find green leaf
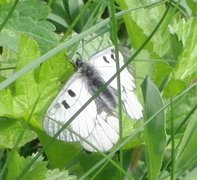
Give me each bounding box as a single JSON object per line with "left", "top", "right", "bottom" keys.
{"left": 117, "top": 0, "right": 180, "bottom": 90}
{"left": 13, "top": 35, "right": 40, "bottom": 117}
{"left": 154, "top": 61, "right": 172, "bottom": 88}
{"left": 171, "top": 18, "right": 197, "bottom": 81}
{"left": 1, "top": 33, "right": 73, "bottom": 118}
{"left": 163, "top": 17, "right": 197, "bottom": 98}
{"left": 68, "top": 0, "right": 84, "bottom": 21}
{"left": 175, "top": 105, "right": 197, "bottom": 177}
{"left": 0, "top": 35, "right": 40, "bottom": 149}
{"left": 118, "top": 0, "right": 173, "bottom": 57}
{"left": 0, "top": 88, "right": 13, "bottom": 117}
{"left": 163, "top": 78, "right": 186, "bottom": 99}
{"left": 166, "top": 86, "right": 197, "bottom": 132}
{"left": 6, "top": 152, "right": 47, "bottom": 180}
{"left": 79, "top": 152, "right": 119, "bottom": 179}
{"left": 0, "top": 34, "right": 73, "bottom": 148}
{"left": 186, "top": 0, "right": 197, "bottom": 15}
{"left": 6, "top": 151, "right": 76, "bottom": 180}
{"left": 46, "top": 169, "right": 77, "bottom": 180}
{"left": 38, "top": 129, "right": 81, "bottom": 169}
{"left": 0, "top": 118, "right": 36, "bottom": 148}
{"left": 0, "top": 0, "right": 59, "bottom": 52}
{"left": 0, "top": 31, "right": 19, "bottom": 52}
{"left": 141, "top": 76, "right": 166, "bottom": 180}
{"left": 169, "top": 32, "right": 183, "bottom": 60}
{"left": 179, "top": 166, "right": 197, "bottom": 180}
{"left": 48, "top": 0, "right": 70, "bottom": 29}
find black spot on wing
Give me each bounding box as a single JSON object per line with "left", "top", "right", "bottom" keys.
{"left": 103, "top": 56, "right": 109, "bottom": 63}
{"left": 111, "top": 48, "right": 115, "bottom": 53}
{"left": 68, "top": 89, "right": 76, "bottom": 97}
{"left": 62, "top": 100, "right": 70, "bottom": 109}
{"left": 111, "top": 53, "right": 115, "bottom": 60}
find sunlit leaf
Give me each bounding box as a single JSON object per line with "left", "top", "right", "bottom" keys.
{"left": 141, "top": 76, "right": 166, "bottom": 180}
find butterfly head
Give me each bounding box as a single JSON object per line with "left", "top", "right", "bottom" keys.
{"left": 75, "top": 58, "right": 83, "bottom": 68}
{"left": 76, "top": 58, "right": 93, "bottom": 78}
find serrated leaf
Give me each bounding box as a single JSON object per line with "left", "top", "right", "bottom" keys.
{"left": 118, "top": 0, "right": 172, "bottom": 57}
{"left": 0, "top": 34, "right": 72, "bottom": 148}
{"left": 0, "top": 118, "right": 36, "bottom": 148}
{"left": 162, "top": 17, "right": 197, "bottom": 98}
{"left": 6, "top": 152, "right": 47, "bottom": 180}
{"left": 118, "top": 0, "right": 181, "bottom": 93}
{"left": 172, "top": 18, "right": 197, "bottom": 80}
{"left": 0, "top": 33, "right": 73, "bottom": 119}
{"left": 0, "top": 35, "right": 40, "bottom": 148}
{"left": 46, "top": 169, "right": 77, "bottom": 180}
{"left": 0, "top": 46, "right": 17, "bottom": 78}
{"left": 0, "top": 88, "right": 13, "bottom": 116}
{"left": 141, "top": 76, "right": 166, "bottom": 180}
{"left": 0, "top": 34, "right": 41, "bottom": 119}
{"left": 12, "top": 35, "right": 40, "bottom": 117}
{"left": 0, "top": 0, "right": 59, "bottom": 52}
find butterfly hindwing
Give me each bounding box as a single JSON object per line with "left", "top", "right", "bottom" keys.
{"left": 82, "top": 112, "right": 119, "bottom": 152}
{"left": 43, "top": 72, "right": 119, "bottom": 152}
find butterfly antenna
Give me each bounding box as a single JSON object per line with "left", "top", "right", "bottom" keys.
{"left": 76, "top": 52, "right": 82, "bottom": 60}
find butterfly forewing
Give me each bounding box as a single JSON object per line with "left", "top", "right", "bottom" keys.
{"left": 89, "top": 46, "right": 143, "bottom": 119}
{"left": 44, "top": 74, "right": 97, "bottom": 142}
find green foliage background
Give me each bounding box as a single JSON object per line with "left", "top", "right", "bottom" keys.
{"left": 0, "top": 0, "right": 196, "bottom": 179}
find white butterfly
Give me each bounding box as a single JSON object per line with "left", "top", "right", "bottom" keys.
{"left": 43, "top": 46, "right": 143, "bottom": 152}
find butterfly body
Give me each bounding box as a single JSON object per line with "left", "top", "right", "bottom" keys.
{"left": 76, "top": 59, "right": 117, "bottom": 114}
{"left": 43, "top": 46, "right": 143, "bottom": 152}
